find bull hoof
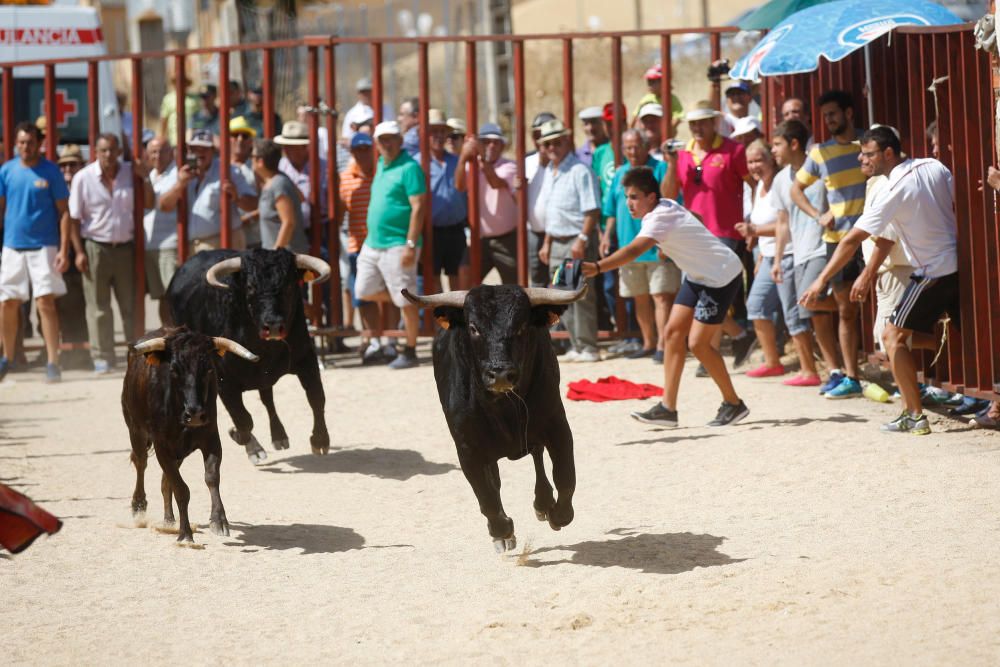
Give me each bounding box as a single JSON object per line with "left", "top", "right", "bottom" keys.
{"left": 534, "top": 508, "right": 548, "bottom": 522}
{"left": 310, "top": 444, "right": 329, "bottom": 456}
{"left": 548, "top": 505, "right": 574, "bottom": 531}
{"left": 176, "top": 533, "right": 194, "bottom": 543}
{"left": 310, "top": 433, "right": 330, "bottom": 455}
{"left": 493, "top": 535, "right": 517, "bottom": 553}
{"left": 131, "top": 501, "right": 147, "bottom": 516}
{"left": 272, "top": 438, "right": 290, "bottom": 451}
{"left": 209, "top": 520, "right": 230, "bottom": 537}
{"left": 244, "top": 436, "right": 267, "bottom": 465}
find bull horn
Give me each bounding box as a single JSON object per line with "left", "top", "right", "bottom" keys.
{"left": 401, "top": 288, "right": 468, "bottom": 308}
{"left": 205, "top": 257, "right": 242, "bottom": 288}
{"left": 133, "top": 337, "right": 167, "bottom": 354}
{"left": 294, "top": 254, "right": 331, "bottom": 284}
{"left": 212, "top": 337, "right": 260, "bottom": 362}
{"left": 524, "top": 283, "right": 589, "bottom": 306}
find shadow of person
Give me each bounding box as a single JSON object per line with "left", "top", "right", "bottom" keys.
{"left": 226, "top": 522, "right": 365, "bottom": 555}
{"left": 259, "top": 447, "right": 457, "bottom": 480}
{"left": 521, "top": 528, "right": 746, "bottom": 574}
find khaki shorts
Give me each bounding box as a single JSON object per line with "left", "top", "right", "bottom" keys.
{"left": 874, "top": 265, "right": 915, "bottom": 347}
{"left": 189, "top": 227, "right": 247, "bottom": 257}
{"left": 354, "top": 244, "right": 419, "bottom": 309}
{"left": 619, "top": 260, "right": 681, "bottom": 298}
{"left": 0, "top": 246, "right": 67, "bottom": 302}
{"left": 145, "top": 248, "right": 178, "bottom": 299}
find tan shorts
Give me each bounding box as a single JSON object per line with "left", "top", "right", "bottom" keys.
{"left": 874, "top": 265, "right": 914, "bottom": 347}
{"left": 189, "top": 227, "right": 247, "bottom": 257}
{"left": 354, "top": 244, "right": 419, "bottom": 309}
{"left": 144, "top": 248, "right": 178, "bottom": 299}
{"left": 619, "top": 260, "right": 681, "bottom": 298}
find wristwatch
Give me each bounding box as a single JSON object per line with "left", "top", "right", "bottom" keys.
{"left": 576, "top": 233, "right": 589, "bottom": 243}
{"left": 405, "top": 239, "right": 417, "bottom": 249}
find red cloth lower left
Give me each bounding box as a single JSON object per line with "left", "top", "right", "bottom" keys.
{"left": 566, "top": 376, "right": 662, "bottom": 402}
{"left": 0, "top": 483, "right": 63, "bottom": 554}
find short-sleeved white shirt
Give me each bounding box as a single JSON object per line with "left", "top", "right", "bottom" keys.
{"left": 144, "top": 162, "right": 178, "bottom": 250}
{"left": 854, "top": 158, "right": 957, "bottom": 278}
{"left": 750, "top": 179, "right": 785, "bottom": 259}
{"left": 536, "top": 153, "right": 600, "bottom": 237}
{"left": 69, "top": 161, "right": 138, "bottom": 244}
{"left": 860, "top": 175, "right": 912, "bottom": 272}
{"left": 636, "top": 199, "right": 743, "bottom": 288}
{"left": 769, "top": 165, "right": 826, "bottom": 266}
{"left": 188, "top": 157, "right": 257, "bottom": 241}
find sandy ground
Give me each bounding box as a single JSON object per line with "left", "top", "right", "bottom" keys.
{"left": 3, "top": 330, "right": 1000, "bottom": 665}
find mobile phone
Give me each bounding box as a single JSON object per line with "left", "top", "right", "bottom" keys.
{"left": 185, "top": 152, "right": 198, "bottom": 171}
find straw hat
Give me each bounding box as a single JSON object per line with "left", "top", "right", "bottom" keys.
{"left": 274, "top": 120, "right": 309, "bottom": 146}
{"left": 684, "top": 102, "right": 722, "bottom": 122}
{"left": 428, "top": 108, "right": 448, "bottom": 127}
{"left": 57, "top": 144, "right": 84, "bottom": 165}
{"left": 537, "top": 119, "right": 570, "bottom": 142}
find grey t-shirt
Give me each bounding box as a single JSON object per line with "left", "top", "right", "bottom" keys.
{"left": 259, "top": 173, "right": 310, "bottom": 254}
{"left": 769, "top": 165, "right": 827, "bottom": 266}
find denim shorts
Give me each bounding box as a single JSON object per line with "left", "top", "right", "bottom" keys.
{"left": 747, "top": 254, "right": 808, "bottom": 336}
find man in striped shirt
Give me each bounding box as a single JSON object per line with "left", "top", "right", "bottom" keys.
{"left": 338, "top": 132, "right": 381, "bottom": 363}
{"left": 791, "top": 90, "right": 867, "bottom": 399}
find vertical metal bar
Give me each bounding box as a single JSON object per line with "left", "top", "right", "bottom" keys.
{"left": 562, "top": 38, "right": 574, "bottom": 141}
{"left": 418, "top": 41, "right": 434, "bottom": 332}
{"left": 371, "top": 42, "right": 384, "bottom": 124}
{"left": 88, "top": 61, "right": 100, "bottom": 161}
{"left": 262, "top": 48, "right": 276, "bottom": 139}
{"left": 611, "top": 36, "right": 623, "bottom": 167}
{"left": 709, "top": 31, "right": 722, "bottom": 110}
{"left": 307, "top": 45, "right": 323, "bottom": 320}
{"left": 325, "top": 41, "right": 343, "bottom": 329}
{"left": 660, "top": 34, "right": 672, "bottom": 140}
{"left": 513, "top": 40, "right": 528, "bottom": 287}
{"left": 43, "top": 64, "right": 56, "bottom": 161}
{"left": 131, "top": 57, "right": 146, "bottom": 335}
{"left": 466, "top": 40, "right": 482, "bottom": 285}
{"left": 174, "top": 55, "right": 189, "bottom": 264}
{"left": 218, "top": 52, "right": 232, "bottom": 249}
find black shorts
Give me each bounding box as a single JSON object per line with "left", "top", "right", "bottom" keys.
{"left": 433, "top": 223, "right": 468, "bottom": 276}
{"left": 674, "top": 275, "right": 741, "bottom": 325}
{"left": 826, "top": 241, "right": 863, "bottom": 287}
{"left": 890, "top": 272, "right": 960, "bottom": 333}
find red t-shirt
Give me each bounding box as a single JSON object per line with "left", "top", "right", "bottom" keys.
{"left": 676, "top": 136, "right": 748, "bottom": 240}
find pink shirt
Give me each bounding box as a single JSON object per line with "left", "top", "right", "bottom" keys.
{"left": 676, "top": 136, "right": 748, "bottom": 240}
{"left": 476, "top": 158, "right": 519, "bottom": 238}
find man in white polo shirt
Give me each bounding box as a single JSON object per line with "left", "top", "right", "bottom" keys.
{"left": 582, "top": 166, "right": 749, "bottom": 428}
{"left": 800, "top": 126, "right": 959, "bottom": 435}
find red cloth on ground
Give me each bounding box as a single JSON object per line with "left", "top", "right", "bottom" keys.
{"left": 0, "top": 483, "right": 62, "bottom": 554}
{"left": 566, "top": 376, "right": 662, "bottom": 402}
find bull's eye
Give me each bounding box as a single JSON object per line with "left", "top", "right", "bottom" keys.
{"left": 468, "top": 323, "right": 480, "bottom": 338}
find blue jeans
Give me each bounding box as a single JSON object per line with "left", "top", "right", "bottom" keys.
{"left": 747, "top": 255, "right": 808, "bottom": 336}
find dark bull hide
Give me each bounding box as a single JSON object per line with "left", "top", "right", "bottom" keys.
{"left": 165, "top": 248, "right": 330, "bottom": 465}
{"left": 122, "top": 327, "right": 259, "bottom": 542}
{"left": 402, "top": 283, "right": 587, "bottom": 553}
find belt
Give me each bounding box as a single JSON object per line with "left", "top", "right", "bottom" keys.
{"left": 86, "top": 238, "right": 133, "bottom": 248}
{"left": 550, "top": 234, "right": 586, "bottom": 242}
{"left": 12, "top": 247, "right": 43, "bottom": 252}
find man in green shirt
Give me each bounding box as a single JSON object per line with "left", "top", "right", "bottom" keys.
{"left": 633, "top": 64, "right": 684, "bottom": 135}
{"left": 355, "top": 120, "right": 427, "bottom": 370}
{"left": 159, "top": 72, "right": 199, "bottom": 146}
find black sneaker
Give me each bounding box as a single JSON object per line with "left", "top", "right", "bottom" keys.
{"left": 626, "top": 347, "right": 655, "bottom": 360}
{"left": 707, "top": 400, "right": 749, "bottom": 427}
{"left": 630, "top": 402, "right": 678, "bottom": 427}
{"left": 731, "top": 331, "right": 758, "bottom": 368}
{"left": 694, "top": 363, "right": 709, "bottom": 377}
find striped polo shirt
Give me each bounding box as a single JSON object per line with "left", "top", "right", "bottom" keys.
{"left": 795, "top": 134, "right": 866, "bottom": 243}
{"left": 338, "top": 159, "right": 373, "bottom": 254}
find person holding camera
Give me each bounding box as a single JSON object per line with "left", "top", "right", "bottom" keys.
{"left": 142, "top": 135, "right": 179, "bottom": 326}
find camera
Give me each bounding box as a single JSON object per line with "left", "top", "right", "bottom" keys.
{"left": 185, "top": 152, "right": 198, "bottom": 172}
{"left": 707, "top": 59, "right": 731, "bottom": 83}
{"left": 662, "top": 138, "right": 685, "bottom": 154}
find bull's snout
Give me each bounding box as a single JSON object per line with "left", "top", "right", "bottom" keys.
{"left": 484, "top": 367, "right": 519, "bottom": 393}
{"left": 183, "top": 407, "right": 208, "bottom": 427}
{"left": 260, "top": 319, "right": 287, "bottom": 341}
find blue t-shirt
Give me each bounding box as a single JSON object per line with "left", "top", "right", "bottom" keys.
{"left": 601, "top": 157, "right": 667, "bottom": 263}
{"left": 415, "top": 151, "right": 467, "bottom": 227}
{"left": 0, "top": 158, "right": 68, "bottom": 249}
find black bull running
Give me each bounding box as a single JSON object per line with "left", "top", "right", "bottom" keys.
{"left": 403, "top": 283, "right": 587, "bottom": 553}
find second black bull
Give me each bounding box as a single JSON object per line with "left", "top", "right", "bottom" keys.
{"left": 166, "top": 248, "right": 331, "bottom": 464}
{"left": 403, "top": 283, "right": 587, "bottom": 553}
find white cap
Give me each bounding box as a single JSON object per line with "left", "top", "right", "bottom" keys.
{"left": 578, "top": 106, "right": 603, "bottom": 121}
{"left": 731, "top": 116, "right": 762, "bottom": 137}
{"left": 638, "top": 103, "right": 664, "bottom": 118}
{"left": 373, "top": 120, "right": 401, "bottom": 139}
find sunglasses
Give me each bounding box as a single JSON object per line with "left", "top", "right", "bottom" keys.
{"left": 693, "top": 165, "right": 703, "bottom": 185}
{"left": 541, "top": 140, "right": 560, "bottom": 149}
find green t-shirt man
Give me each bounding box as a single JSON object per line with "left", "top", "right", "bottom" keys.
{"left": 160, "top": 91, "right": 200, "bottom": 146}
{"left": 633, "top": 91, "right": 684, "bottom": 123}
{"left": 365, "top": 151, "right": 427, "bottom": 249}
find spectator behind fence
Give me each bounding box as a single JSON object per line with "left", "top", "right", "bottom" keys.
{"left": 769, "top": 119, "right": 836, "bottom": 387}
{"left": 228, "top": 80, "right": 249, "bottom": 118}
{"left": 791, "top": 89, "right": 867, "bottom": 399}
{"left": 398, "top": 97, "right": 420, "bottom": 157}
{"left": 253, "top": 139, "right": 309, "bottom": 253}
{"left": 341, "top": 77, "right": 391, "bottom": 144}
{"left": 0, "top": 122, "right": 71, "bottom": 382}
{"left": 143, "top": 136, "right": 179, "bottom": 326}
{"left": 416, "top": 109, "right": 468, "bottom": 289}
{"left": 276, "top": 120, "right": 327, "bottom": 235}
{"left": 354, "top": 120, "right": 426, "bottom": 370}
{"left": 229, "top": 116, "right": 260, "bottom": 247}
{"left": 637, "top": 103, "right": 665, "bottom": 161}
{"left": 191, "top": 84, "right": 219, "bottom": 132}
{"left": 160, "top": 71, "right": 198, "bottom": 146}
{"left": 54, "top": 144, "right": 89, "bottom": 368}
{"left": 720, "top": 81, "right": 755, "bottom": 138}
{"left": 633, "top": 64, "right": 684, "bottom": 133}
{"left": 455, "top": 122, "right": 519, "bottom": 285}
{"left": 243, "top": 86, "right": 282, "bottom": 139}
{"left": 69, "top": 132, "right": 154, "bottom": 373}
{"left": 801, "top": 126, "right": 959, "bottom": 436}
{"left": 526, "top": 111, "right": 557, "bottom": 287}
{"left": 602, "top": 128, "right": 680, "bottom": 360}
{"left": 160, "top": 129, "right": 257, "bottom": 256}
{"left": 781, "top": 97, "right": 815, "bottom": 148}
{"left": 535, "top": 118, "right": 602, "bottom": 363}
{"left": 576, "top": 106, "right": 609, "bottom": 169}
{"left": 445, "top": 118, "right": 466, "bottom": 155}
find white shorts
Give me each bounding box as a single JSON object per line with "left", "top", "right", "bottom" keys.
{"left": 354, "top": 244, "right": 418, "bottom": 308}
{"left": 0, "top": 245, "right": 67, "bottom": 302}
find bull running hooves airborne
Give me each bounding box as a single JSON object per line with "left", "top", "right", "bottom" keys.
{"left": 230, "top": 428, "right": 268, "bottom": 465}
{"left": 493, "top": 535, "right": 518, "bottom": 553}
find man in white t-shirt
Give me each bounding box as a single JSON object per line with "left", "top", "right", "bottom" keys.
{"left": 801, "top": 127, "right": 959, "bottom": 436}
{"left": 582, "top": 166, "right": 749, "bottom": 428}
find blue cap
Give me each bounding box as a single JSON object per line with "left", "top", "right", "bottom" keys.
{"left": 477, "top": 123, "right": 505, "bottom": 141}
{"left": 350, "top": 132, "right": 374, "bottom": 148}
{"left": 725, "top": 80, "right": 752, "bottom": 95}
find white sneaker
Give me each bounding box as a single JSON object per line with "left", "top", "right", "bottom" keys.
{"left": 576, "top": 349, "right": 601, "bottom": 363}
{"left": 561, "top": 350, "right": 580, "bottom": 363}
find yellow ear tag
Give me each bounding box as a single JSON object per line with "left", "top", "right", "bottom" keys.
{"left": 435, "top": 316, "right": 451, "bottom": 330}
{"left": 303, "top": 270, "right": 318, "bottom": 282}
{"left": 548, "top": 311, "right": 561, "bottom": 326}
{"left": 145, "top": 354, "right": 161, "bottom": 366}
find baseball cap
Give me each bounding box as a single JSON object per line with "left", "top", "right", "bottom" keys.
{"left": 477, "top": 123, "right": 505, "bottom": 142}
{"left": 373, "top": 120, "right": 401, "bottom": 139}
{"left": 350, "top": 132, "right": 374, "bottom": 148}
{"left": 644, "top": 64, "right": 662, "bottom": 80}
{"left": 725, "top": 81, "right": 752, "bottom": 95}
{"left": 638, "top": 103, "right": 664, "bottom": 118}
{"left": 356, "top": 77, "right": 372, "bottom": 91}
{"left": 188, "top": 129, "right": 215, "bottom": 148}
{"left": 602, "top": 102, "right": 626, "bottom": 123}
{"left": 229, "top": 116, "right": 257, "bottom": 137}
{"left": 731, "top": 116, "right": 762, "bottom": 137}
{"left": 578, "top": 106, "right": 603, "bottom": 121}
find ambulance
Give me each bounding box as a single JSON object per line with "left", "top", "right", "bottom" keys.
{"left": 0, "top": 4, "right": 123, "bottom": 149}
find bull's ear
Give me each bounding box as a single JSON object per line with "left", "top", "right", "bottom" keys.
{"left": 531, "top": 305, "right": 567, "bottom": 328}
{"left": 143, "top": 352, "right": 163, "bottom": 366}
{"left": 433, "top": 306, "right": 465, "bottom": 330}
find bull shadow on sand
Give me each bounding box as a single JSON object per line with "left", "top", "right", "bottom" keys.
{"left": 224, "top": 522, "right": 366, "bottom": 554}
{"left": 258, "top": 447, "right": 457, "bottom": 480}
{"left": 521, "top": 528, "right": 746, "bottom": 575}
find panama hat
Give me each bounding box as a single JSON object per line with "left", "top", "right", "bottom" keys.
{"left": 537, "top": 119, "right": 570, "bottom": 142}
{"left": 57, "top": 144, "right": 84, "bottom": 165}
{"left": 274, "top": 120, "right": 310, "bottom": 146}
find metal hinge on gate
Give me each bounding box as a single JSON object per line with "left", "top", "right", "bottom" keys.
{"left": 297, "top": 102, "right": 338, "bottom": 117}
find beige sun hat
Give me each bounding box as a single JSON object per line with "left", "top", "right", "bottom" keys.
{"left": 685, "top": 101, "right": 723, "bottom": 122}
{"left": 537, "top": 118, "right": 570, "bottom": 142}
{"left": 427, "top": 108, "right": 448, "bottom": 127}
{"left": 274, "top": 120, "right": 310, "bottom": 146}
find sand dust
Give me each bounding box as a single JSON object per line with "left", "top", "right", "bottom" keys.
{"left": 3, "top": 341, "right": 1000, "bottom": 664}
